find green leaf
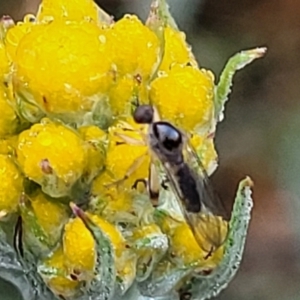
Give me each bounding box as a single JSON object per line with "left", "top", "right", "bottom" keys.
{"left": 215, "top": 47, "right": 267, "bottom": 121}
{"left": 0, "top": 222, "right": 59, "bottom": 300}
{"left": 19, "top": 194, "right": 53, "bottom": 253}
{"left": 115, "top": 282, "right": 179, "bottom": 300}
{"left": 146, "top": 0, "right": 178, "bottom": 30}
{"left": 138, "top": 263, "right": 191, "bottom": 298}
{"left": 134, "top": 233, "right": 168, "bottom": 282}
{"left": 0, "top": 226, "right": 32, "bottom": 300}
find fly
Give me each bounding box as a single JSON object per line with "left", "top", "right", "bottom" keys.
{"left": 133, "top": 104, "right": 229, "bottom": 253}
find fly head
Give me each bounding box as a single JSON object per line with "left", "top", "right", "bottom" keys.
{"left": 133, "top": 105, "right": 154, "bottom": 124}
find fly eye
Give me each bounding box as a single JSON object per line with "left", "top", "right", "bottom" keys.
{"left": 133, "top": 105, "right": 154, "bottom": 124}
{"left": 153, "top": 122, "right": 182, "bottom": 151}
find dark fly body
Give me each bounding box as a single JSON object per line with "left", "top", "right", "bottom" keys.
{"left": 133, "top": 104, "right": 228, "bottom": 253}
{"left": 149, "top": 121, "right": 202, "bottom": 213}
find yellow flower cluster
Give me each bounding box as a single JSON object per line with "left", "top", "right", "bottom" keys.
{"left": 0, "top": 0, "right": 244, "bottom": 298}
{"left": 3, "top": 0, "right": 215, "bottom": 129}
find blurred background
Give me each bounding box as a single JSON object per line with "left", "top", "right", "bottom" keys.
{"left": 0, "top": 0, "right": 300, "bottom": 299}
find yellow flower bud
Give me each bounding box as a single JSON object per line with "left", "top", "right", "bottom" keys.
{"left": 63, "top": 214, "right": 125, "bottom": 278}
{"left": 159, "top": 26, "right": 196, "bottom": 72}
{"left": 17, "top": 119, "right": 86, "bottom": 197}
{"left": 5, "top": 18, "right": 34, "bottom": 61}
{"left": 107, "top": 15, "right": 160, "bottom": 78}
{"left": 14, "top": 21, "right": 112, "bottom": 118}
{"left": 0, "top": 154, "right": 23, "bottom": 213}
{"left": 41, "top": 247, "right": 80, "bottom": 298}
{"left": 105, "top": 118, "right": 149, "bottom": 189}
{"left": 0, "top": 90, "right": 19, "bottom": 137}
{"left": 37, "top": 0, "right": 100, "bottom": 23}
{"left": 150, "top": 64, "right": 215, "bottom": 132}
{"left": 30, "top": 191, "right": 69, "bottom": 243}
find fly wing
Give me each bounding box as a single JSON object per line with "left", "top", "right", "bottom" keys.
{"left": 185, "top": 210, "right": 228, "bottom": 253}
{"left": 153, "top": 139, "right": 229, "bottom": 253}
{"left": 183, "top": 141, "right": 229, "bottom": 251}
{"left": 184, "top": 139, "right": 229, "bottom": 218}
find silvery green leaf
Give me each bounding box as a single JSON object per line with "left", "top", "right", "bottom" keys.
{"left": 137, "top": 189, "right": 192, "bottom": 297}
{"left": 215, "top": 47, "right": 267, "bottom": 122}
{"left": 86, "top": 95, "right": 113, "bottom": 130}
{"left": 190, "top": 177, "right": 254, "bottom": 300}
{"left": 115, "top": 252, "right": 136, "bottom": 295}
{"left": 71, "top": 204, "right": 116, "bottom": 300}
{"left": 138, "top": 264, "right": 192, "bottom": 298}
{"left": 115, "top": 282, "right": 179, "bottom": 300}
{"left": 146, "top": 0, "right": 178, "bottom": 30}
{"left": 0, "top": 225, "right": 58, "bottom": 300}
{"left": 14, "top": 89, "right": 46, "bottom": 124}
{"left": 134, "top": 233, "right": 168, "bottom": 282}
{"left": 146, "top": 0, "right": 166, "bottom": 81}
{"left": 0, "top": 226, "right": 32, "bottom": 300}
{"left": 19, "top": 195, "right": 53, "bottom": 253}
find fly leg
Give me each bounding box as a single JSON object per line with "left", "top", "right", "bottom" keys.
{"left": 105, "top": 124, "right": 148, "bottom": 189}
{"left": 132, "top": 178, "right": 148, "bottom": 190}
{"left": 113, "top": 132, "right": 145, "bottom": 146}
{"left": 147, "top": 162, "right": 161, "bottom": 207}
{"left": 131, "top": 162, "right": 163, "bottom": 208}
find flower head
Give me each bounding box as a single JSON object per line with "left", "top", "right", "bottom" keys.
{"left": 0, "top": 0, "right": 266, "bottom": 299}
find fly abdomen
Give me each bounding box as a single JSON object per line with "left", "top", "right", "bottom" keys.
{"left": 176, "top": 163, "right": 201, "bottom": 213}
